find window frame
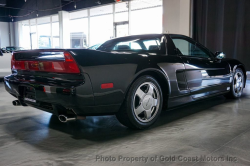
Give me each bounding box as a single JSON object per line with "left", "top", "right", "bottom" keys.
{"left": 171, "top": 35, "right": 213, "bottom": 59}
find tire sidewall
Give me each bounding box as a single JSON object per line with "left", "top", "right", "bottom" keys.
{"left": 126, "top": 76, "right": 163, "bottom": 129}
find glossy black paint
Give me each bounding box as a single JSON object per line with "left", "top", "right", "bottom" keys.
{"left": 4, "top": 34, "right": 247, "bottom": 116}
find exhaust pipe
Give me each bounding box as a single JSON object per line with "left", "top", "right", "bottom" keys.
{"left": 12, "top": 100, "right": 21, "bottom": 106}
{"left": 58, "top": 115, "right": 76, "bottom": 123}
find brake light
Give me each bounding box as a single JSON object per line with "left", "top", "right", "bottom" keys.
{"left": 11, "top": 52, "right": 80, "bottom": 74}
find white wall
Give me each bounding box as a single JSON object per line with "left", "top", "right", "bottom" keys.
{"left": 0, "top": 22, "right": 10, "bottom": 48}
{"left": 163, "top": 0, "right": 191, "bottom": 37}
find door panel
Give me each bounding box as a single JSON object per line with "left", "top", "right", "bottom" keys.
{"left": 171, "top": 36, "right": 231, "bottom": 99}
{"left": 182, "top": 57, "right": 230, "bottom": 98}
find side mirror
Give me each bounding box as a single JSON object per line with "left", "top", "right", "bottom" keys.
{"left": 215, "top": 51, "right": 226, "bottom": 59}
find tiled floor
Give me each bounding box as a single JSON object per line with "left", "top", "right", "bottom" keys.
{"left": 0, "top": 81, "right": 250, "bottom": 166}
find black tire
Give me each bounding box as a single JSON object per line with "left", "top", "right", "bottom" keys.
{"left": 116, "top": 75, "right": 163, "bottom": 129}
{"left": 224, "top": 68, "right": 245, "bottom": 99}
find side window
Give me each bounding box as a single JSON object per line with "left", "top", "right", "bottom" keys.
{"left": 113, "top": 41, "right": 142, "bottom": 50}
{"left": 172, "top": 38, "right": 210, "bottom": 58}
{"left": 143, "top": 39, "right": 160, "bottom": 50}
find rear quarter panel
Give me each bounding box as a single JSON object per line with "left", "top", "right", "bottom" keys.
{"left": 70, "top": 49, "right": 167, "bottom": 106}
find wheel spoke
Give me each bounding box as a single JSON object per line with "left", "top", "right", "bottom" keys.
{"left": 144, "top": 110, "right": 152, "bottom": 119}
{"left": 147, "top": 84, "right": 154, "bottom": 96}
{"left": 153, "top": 99, "right": 158, "bottom": 107}
{"left": 136, "top": 88, "right": 146, "bottom": 100}
{"left": 134, "top": 104, "right": 144, "bottom": 115}
{"left": 235, "top": 74, "right": 238, "bottom": 81}
{"left": 239, "top": 82, "right": 243, "bottom": 88}
{"left": 236, "top": 87, "right": 239, "bottom": 93}
{"left": 238, "top": 76, "right": 242, "bottom": 82}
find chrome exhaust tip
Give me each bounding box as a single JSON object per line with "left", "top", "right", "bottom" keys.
{"left": 58, "top": 115, "right": 76, "bottom": 123}
{"left": 12, "top": 100, "right": 21, "bottom": 106}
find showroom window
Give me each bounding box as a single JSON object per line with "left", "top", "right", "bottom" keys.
{"left": 18, "top": 0, "right": 162, "bottom": 49}
{"left": 69, "top": 10, "right": 88, "bottom": 48}
{"left": 52, "top": 15, "right": 59, "bottom": 48}
{"left": 18, "top": 15, "right": 59, "bottom": 49}
{"left": 131, "top": 0, "right": 162, "bottom": 35}
{"left": 30, "top": 19, "right": 37, "bottom": 49}
{"left": 20, "top": 20, "right": 30, "bottom": 49}
{"left": 114, "top": 2, "right": 129, "bottom": 38}
{"left": 90, "top": 5, "right": 113, "bottom": 46}
{"left": 37, "top": 17, "right": 51, "bottom": 49}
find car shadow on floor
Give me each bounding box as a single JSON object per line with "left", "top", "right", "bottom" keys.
{"left": 4, "top": 94, "right": 248, "bottom": 153}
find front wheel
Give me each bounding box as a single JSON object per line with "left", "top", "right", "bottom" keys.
{"left": 225, "top": 68, "right": 245, "bottom": 99}
{"left": 116, "top": 76, "right": 163, "bottom": 129}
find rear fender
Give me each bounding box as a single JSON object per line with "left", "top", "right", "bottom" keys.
{"left": 124, "top": 68, "right": 171, "bottom": 99}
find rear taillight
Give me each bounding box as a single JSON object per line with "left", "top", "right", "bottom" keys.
{"left": 11, "top": 52, "right": 80, "bottom": 74}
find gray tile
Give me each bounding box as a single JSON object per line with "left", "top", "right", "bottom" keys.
{"left": 0, "top": 81, "right": 250, "bottom": 165}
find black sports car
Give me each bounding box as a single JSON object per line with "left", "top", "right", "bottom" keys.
{"left": 4, "top": 34, "right": 247, "bottom": 129}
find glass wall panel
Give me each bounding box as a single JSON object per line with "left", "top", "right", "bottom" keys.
{"left": 130, "top": 6, "right": 162, "bottom": 35}
{"left": 20, "top": 21, "right": 31, "bottom": 49}
{"left": 115, "top": 2, "right": 128, "bottom": 22}
{"left": 89, "top": 5, "right": 113, "bottom": 46}
{"left": 37, "top": 24, "right": 51, "bottom": 49}
{"left": 52, "top": 22, "right": 59, "bottom": 48}
{"left": 90, "top": 14, "right": 113, "bottom": 46}
{"left": 30, "top": 25, "right": 37, "bottom": 49}
{"left": 69, "top": 18, "right": 88, "bottom": 48}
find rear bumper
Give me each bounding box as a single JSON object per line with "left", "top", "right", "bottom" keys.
{"left": 4, "top": 73, "right": 120, "bottom": 116}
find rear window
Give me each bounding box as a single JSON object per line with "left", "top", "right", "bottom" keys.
{"left": 112, "top": 39, "right": 160, "bottom": 51}
{"left": 97, "top": 35, "right": 163, "bottom": 52}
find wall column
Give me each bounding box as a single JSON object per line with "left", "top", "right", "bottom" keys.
{"left": 58, "top": 11, "right": 70, "bottom": 48}
{"left": 163, "top": 0, "right": 191, "bottom": 37}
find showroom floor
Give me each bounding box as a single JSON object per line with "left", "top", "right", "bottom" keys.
{"left": 0, "top": 81, "right": 250, "bottom": 166}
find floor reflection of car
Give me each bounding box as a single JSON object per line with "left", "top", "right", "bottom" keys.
{"left": 88, "top": 43, "right": 102, "bottom": 50}
{"left": 6, "top": 46, "right": 25, "bottom": 53}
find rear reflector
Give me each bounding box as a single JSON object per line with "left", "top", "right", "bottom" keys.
{"left": 101, "top": 83, "right": 114, "bottom": 89}
{"left": 11, "top": 52, "right": 80, "bottom": 74}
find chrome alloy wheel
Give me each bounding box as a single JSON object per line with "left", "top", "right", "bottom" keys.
{"left": 234, "top": 71, "right": 244, "bottom": 96}
{"left": 133, "top": 82, "right": 160, "bottom": 123}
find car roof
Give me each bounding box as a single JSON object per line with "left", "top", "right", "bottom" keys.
{"left": 104, "top": 34, "right": 188, "bottom": 43}
{"left": 107, "top": 34, "right": 164, "bottom": 42}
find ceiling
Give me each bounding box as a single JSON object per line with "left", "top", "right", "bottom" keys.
{"left": 0, "top": 0, "right": 161, "bottom": 22}
{"left": 0, "top": 0, "right": 121, "bottom": 22}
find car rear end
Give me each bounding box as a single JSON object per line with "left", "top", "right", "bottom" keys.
{"left": 4, "top": 50, "right": 94, "bottom": 122}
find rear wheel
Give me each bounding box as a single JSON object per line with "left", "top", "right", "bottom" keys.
{"left": 225, "top": 68, "right": 245, "bottom": 99}
{"left": 116, "top": 76, "right": 163, "bottom": 129}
